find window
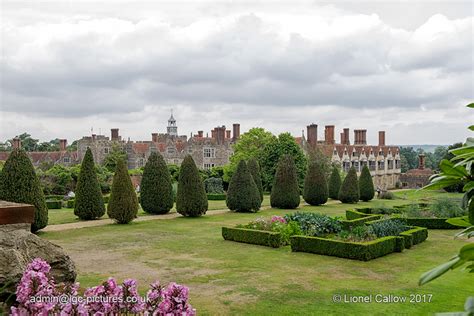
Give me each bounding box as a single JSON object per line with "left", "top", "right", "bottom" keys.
{"left": 361, "top": 160, "right": 368, "bottom": 168}
{"left": 369, "top": 160, "right": 376, "bottom": 171}
{"left": 388, "top": 159, "right": 394, "bottom": 169}
{"left": 167, "top": 147, "right": 175, "bottom": 154}
{"left": 203, "top": 148, "right": 215, "bottom": 158}
{"left": 63, "top": 157, "right": 70, "bottom": 163}
{"left": 352, "top": 151, "right": 357, "bottom": 157}
{"left": 343, "top": 161, "right": 351, "bottom": 172}
{"left": 203, "top": 163, "right": 215, "bottom": 170}
{"left": 395, "top": 159, "right": 401, "bottom": 169}
{"left": 378, "top": 160, "right": 385, "bottom": 171}
{"left": 352, "top": 161, "right": 359, "bottom": 171}
{"left": 104, "top": 148, "right": 109, "bottom": 154}
{"left": 138, "top": 158, "right": 145, "bottom": 167}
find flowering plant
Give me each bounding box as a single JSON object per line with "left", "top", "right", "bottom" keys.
{"left": 10, "top": 258, "right": 196, "bottom": 316}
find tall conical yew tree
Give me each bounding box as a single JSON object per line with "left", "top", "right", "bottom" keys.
{"left": 328, "top": 166, "right": 342, "bottom": 200}
{"left": 0, "top": 149, "right": 48, "bottom": 232}
{"left": 359, "top": 165, "right": 375, "bottom": 201}
{"left": 176, "top": 155, "right": 208, "bottom": 217}
{"left": 140, "top": 152, "right": 174, "bottom": 214}
{"left": 270, "top": 154, "right": 300, "bottom": 209}
{"left": 107, "top": 158, "right": 138, "bottom": 224}
{"left": 303, "top": 161, "right": 328, "bottom": 206}
{"left": 338, "top": 167, "right": 360, "bottom": 203}
{"left": 74, "top": 147, "right": 105, "bottom": 220}
{"left": 247, "top": 158, "right": 264, "bottom": 202}
{"left": 226, "top": 160, "right": 261, "bottom": 212}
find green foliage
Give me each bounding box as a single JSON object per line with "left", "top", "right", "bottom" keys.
{"left": 222, "top": 227, "right": 282, "bottom": 248}
{"left": 102, "top": 143, "right": 127, "bottom": 172}
{"left": 74, "top": 148, "right": 105, "bottom": 220}
{"left": 204, "top": 177, "right": 224, "bottom": 194}
{"left": 303, "top": 160, "right": 328, "bottom": 206}
{"left": 284, "top": 212, "right": 341, "bottom": 236}
{"left": 247, "top": 158, "right": 264, "bottom": 202}
{"left": 0, "top": 149, "right": 48, "bottom": 232}
{"left": 328, "top": 166, "right": 342, "bottom": 200}
{"left": 226, "top": 160, "right": 261, "bottom": 212}
{"left": 399, "top": 227, "right": 428, "bottom": 249}
{"left": 207, "top": 193, "right": 226, "bottom": 200}
{"left": 369, "top": 220, "right": 408, "bottom": 238}
{"left": 401, "top": 218, "right": 462, "bottom": 229}
{"left": 339, "top": 215, "right": 382, "bottom": 230}
{"left": 45, "top": 200, "right": 62, "bottom": 209}
{"left": 66, "top": 199, "right": 75, "bottom": 208}
{"left": 399, "top": 147, "right": 419, "bottom": 172}
{"left": 270, "top": 154, "right": 301, "bottom": 209}
{"left": 359, "top": 165, "right": 375, "bottom": 201}
{"left": 290, "top": 235, "right": 404, "bottom": 261}
{"left": 168, "top": 164, "right": 180, "bottom": 182}
{"left": 430, "top": 198, "right": 466, "bottom": 218}
{"left": 379, "top": 191, "right": 395, "bottom": 200}
{"left": 176, "top": 155, "right": 208, "bottom": 217}
{"left": 140, "top": 152, "right": 174, "bottom": 215}
{"left": 107, "top": 159, "right": 139, "bottom": 224}
{"left": 40, "top": 164, "right": 74, "bottom": 195}
{"left": 336, "top": 225, "right": 376, "bottom": 242}
{"left": 338, "top": 167, "right": 359, "bottom": 203}
{"left": 15, "top": 133, "right": 39, "bottom": 152}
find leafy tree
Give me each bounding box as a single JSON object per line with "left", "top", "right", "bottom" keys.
{"left": 359, "top": 165, "right": 375, "bottom": 201}
{"left": 303, "top": 160, "right": 328, "bottom": 206}
{"left": 247, "top": 158, "right": 263, "bottom": 202}
{"left": 15, "top": 133, "right": 39, "bottom": 152}
{"left": 226, "top": 160, "right": 261, "bottom": 212}
{"left": 176, "top": 155, "right": 208, "bottom": 217}
{"left": 328, "top": 166, "right": 342, "bottom": 200}
{"left": 67, "top": 140, "right": 78, "bottom": 152}
{"left": 442, "top": 143, "right": 465, "bottom": 193}
{"left": 168, "top": 164, "right": 180, "bottom": 182}
{"left": 0, "top": 149, "right": 48, "bottom": 232}
{"left": 102, "top": 144, "right": 127, "bottom": 172}
{"left": 270, "top": 154, "right": 300, "bottom": 209}
{"left": 74, "top": 148, "right": 105, "bottom": 220}
{"left": 204, "top": 177, "right": 224, "bottom": 194}
{"left": 107, "top": 158, "right": 138, "bottom": 224}
{"left": 338, "top": 167, "right": 359, "bottom": 203}
{"left": 40, "top": 164, "right": 74, "bottom": 195}
{"left": 261, "top": 133, "right": 307, "bottom": 191}
{"left": 0, "top": 141, "right": 11, "bottom": 152}
{"left": 399, "top": 147, "right": 418, "bottom": 172}
{"left": 37, "top": 139, "right": 60, "bottom": 152}
{"left": 140, "top": 152, "right": 174, "bottom": 214}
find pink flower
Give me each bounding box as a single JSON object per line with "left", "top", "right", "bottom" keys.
{"left": 271, "top": 215, "right": 286, "bottom": 224}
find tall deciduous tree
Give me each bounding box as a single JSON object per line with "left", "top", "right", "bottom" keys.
{"left": 176, "top": 155, "right": 208, "bottom": 217}
{"left": 270, "top": 154, "right": 300, "bottom": 209}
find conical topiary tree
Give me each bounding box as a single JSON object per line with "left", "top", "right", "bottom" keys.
{"left": 338, "top": 167, "right": 360, "bottom": 203}
{"left": 359, "top": 165, "right": 375, "bottom": 201}
{"left": 107, "top": 158, "right": 138, "bottom": 224}
{"left": 176, "top": 155, "right": 208, "bottom": 217}
{"left": 270, "top": 154, "right": 300, "bottom": 209}
{"left": 226, "top": 160, "right": 261, "bottom": 212}
{"left": 303, "top": 161, "right": 328, "bottom": 206}
{"left": 0, "top": 149, "right": 48, "bottom": 232}
{"left": 75, "top": 148, "right": 105, "bottom": 220}
{"left": 328, "top": 166, "right": 342, "bottom": 200}
{"left": 247, "top": 158, "right": 264, "bottom": 202}
{"left": 140, "top": 152, "right": 174, "bottom": 214}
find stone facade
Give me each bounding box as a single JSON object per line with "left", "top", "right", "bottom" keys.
{"left": 399, "top": 154, "right": 434, "bottom": 189}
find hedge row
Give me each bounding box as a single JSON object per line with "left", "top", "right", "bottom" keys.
{"left": 45, "top": 195, "right": 64, "bottom": 201}
{"left": 46, "top": 200, "right": 62, "bottom": 209}
{"left": 339, "top": 214, "right": 382, "bottom": 230}
{"left": 207, "top": 193, "right": 226, "bottom": 201}
{"left": 345, "top": 209, "right": 372, "bottom": 220}
{"left": 66, "top": 199, "right": 75, "bottom": 208}
{"left": 222, "top": 227, "right": 282, "bottom": 248}
{"left": 290, "top": 235, "right": 405, "bottom": 261}
{"left": 398, "top": 217, "right": 460, "bottom": 229}
{"left": 399, "top": 226, "right": 428, "bottom": 249}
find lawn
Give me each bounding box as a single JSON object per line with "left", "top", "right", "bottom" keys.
{"left": 41, "top": 190, "right": 472, "bottom": 315}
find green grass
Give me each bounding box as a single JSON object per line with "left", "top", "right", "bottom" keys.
{"left": 41, "top": 190, "right": 472, "bottom": 315}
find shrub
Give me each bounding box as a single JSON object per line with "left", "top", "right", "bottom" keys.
{"left": 204, "top": 177, "right": 224, "bottom": 194}
{"left": 207, "top": 193, "right": 226, "bottom": 200}
{"left": 226, "top": 160, "right": 261, "bottom": 212}
{"left": 399, "top": 226, "right": 428, "bottom": 249}
{"left": 107, "top": 159, "right": 139, "bottom": 224}
{"left": 359, "top": 165, "right": 375, "bottom": 201}
{"left": 369, "top": 220, "right": 408, "bottom": 238}
{"left": 66, "top": 199, "right": 75, "bottom": 208}
{"left": 303, "top": 161, "right": 328, "bottom": 206}
{"left": 45, "top": 200, "right": 62, "bottom": 209}
{"left": 284, "top": 212, "right": 341, "bottom": 237}
{"left": 247, "top": 158, "right": 264, "bottom": 202}
{"left": 0, "top": 149, "right": 48, "bottom": 232}
{"left": 140, "top": 152, "right": 174, "bottom": 214}
{"left": 328, "top": 166, "right": 341, "bottom": 200}
{"left": 222, "top": 227, "right": 282, "bottom": 248}
{"left": 379, "top": 191, "right": 395, "bottom": 200}
{"left": 270, "top": 155, "right": 300, "bottom": 209}
{"left": 176, "top": 155, "right": 208, "bottom": 217}
{"left": 430, "top": 198, "right": 466, "bottom": 218}
{"left": 337, "top": 225, "right": 376, "bottom": 242}
{"left": 338, "top": 167, "right": 359, "bottom": 203}
{"left": 339, "top": 214, "right": 382, "bottom": 230}
{"left": 74, "top": 148, "right": 105, "bottom": 220}
{"left": 399, "top": 218, "right": 462, "bottom": 229}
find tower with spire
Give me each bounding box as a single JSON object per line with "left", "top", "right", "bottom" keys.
{"left": 167, "top": 109, "right": 178, "bottom": 136}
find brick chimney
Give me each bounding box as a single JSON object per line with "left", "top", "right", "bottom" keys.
{"left": 226, "top": 130, "right": 231, "bottom": 139}
{"left": 152, "top": 133, "right": 158, "bottom": 142}
{"left": 111, "top": 128, "right": 119, "bottom": 141}
{"left": 306, "top": 124, "right": 318, "bottom": 145}
{"left": 59, "top": 139, "right": 67, "bottom": 151}
{"left": 354, "top": 129, "right": 367, "bottom": 145}
{"left": 325, "top": 125, "right": 335, "bottom": 144}
{"left": 232, "top": 123, "right": 240, "bottom": 141}
{"left": 418, "top": 154, "right": 425, "bottom": 170}
{"left": 378, "top": 131, "right": 386, "bottom": 146}
{"left": 92, "top": 134, "right": 96, "bottom": 141}
{"left": 197, "top": 131, "right": 203, "bottom": 138}
{"left": 211, "top": 129, "right": 216, "bottom": 139}
{"left": 215, "top": 126, "right": 226, "bottom": 145}
{"left": 343, "top": 128, "right": 350, "bottom": 145}
{"left": 12, "top": 137, "right": 21, "bottom": 149}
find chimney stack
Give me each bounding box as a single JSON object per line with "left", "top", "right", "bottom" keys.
{"left": 418, "top": 154, "right": 425, "bottom": 170}
{"left": 92, "top": 134, "right": 96, "bottom": 141}
{"left": 378, "top": 131, "right": 386, "bottom": 146}
{"left": 324, "top": 125, "right": 335, "bottom": 144}
{"left": 111, "top": 128, "right": 119, "bottom": 141}
{"left": 12, "top": 137, "right": 21, "bottom": 149}
{"left": 354, "top": 129, "right": 367, "bottom": 145}
{"left": 306, "top": 124, "right": 318, "bottom": 145}
{"left": 342, "top": 128, "right": 350, "bottom": 145}
{"left": 211, "top": 129, "right": 216, "bottom": 139}
{"left": 226, "top": 130, "right": 231, "bottom": 139}
{"left": 215, "top": 126, "right": 226, "bottom": 145}
{"left": 152, "top": 133, "right": 158, "bottom": 142}
{"left": 197, "top": 131, "right": 203, "bottom": 137}
{"left": 59, "top": 139, "right": 67, "bottom": 151}
{"left": 232, "top": 123, "right": 240, "bottom": 141}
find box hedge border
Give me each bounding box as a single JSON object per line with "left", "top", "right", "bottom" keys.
{"left": 339, "top": 214, "right": 382, "bottom": 230}
{"left": 207, "top": 193, "right": 226, "bottom": 201}
{"left": 222, "top": 227, "right": 282, "bottom": 248}
{"left": 397, "top": 217, "right": 460, "bottom": 229}
{"left": 46, "top": 200, "right": 62, "bottom": 209}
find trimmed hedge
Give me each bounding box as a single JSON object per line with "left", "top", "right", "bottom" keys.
{"left": 339, "top": 214, "right": 382, "bottom": 230}
{"left": 345, "top": 209, "right": 371, "bottom": 220}
{"left": 290, "top": 235, "right": 405, "bottom": 261}
{"left": 66, "top": 199, "right": 75, "bottom": 208}
{"left": 103, "top": 195, "right": 110, "bottom": 203}
{"left": 222, "top": 227, "right": 282, "bottom": 248}
{"left": 399, "top": 226, "right": 428, "bottom": 249}
{"left": 207, "top": 193, "right": 226, "bottom": 200}
{"left": 45, "top": 195, "right": 64, "bottom": 201}
{"left": 398, "top": 217, "right": 461, "bottom": 229}
{"left": 46, "top": 200, "right": 62, "bottom": 209}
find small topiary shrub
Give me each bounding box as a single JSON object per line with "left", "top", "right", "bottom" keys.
{"left": 303, "top": 161, "right": 328, "bottom": 206}
{"left": 0, "top": 149, "right": 48, "bottom": 232}
{"left": 207, "top": 193, "right": 226, "bottom": 200}
{"left": 107, "top": 159, "right": 139, "bottom": 224}
{"left": 75, "top": 148, "right": 105, "bottom": 220}
{"left": 328, "top": 166, "right": 342, "bottom": 200}
{"left": 247, "top": 158, "right": 264, "bottom": 202}
{"left": 338, "top": 167, "right": 359, "bottom": 203}
{"left": 176, "top": 155, "right": 208, "bottom": 217}
{"left": 359, "top": 165, "right": 375, "bottom": 201}
{"left": 140, "top": 152, "right": 174, "bottom": 215}
{"left": 270, "top": 155, "right": 300, "bottom": 209}
{"left": 226, "top": 160, "right": 261, "bottom": 212}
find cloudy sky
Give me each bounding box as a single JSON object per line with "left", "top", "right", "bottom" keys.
{"left": 1, "top": 0, "right": 473, "bottom": 145}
